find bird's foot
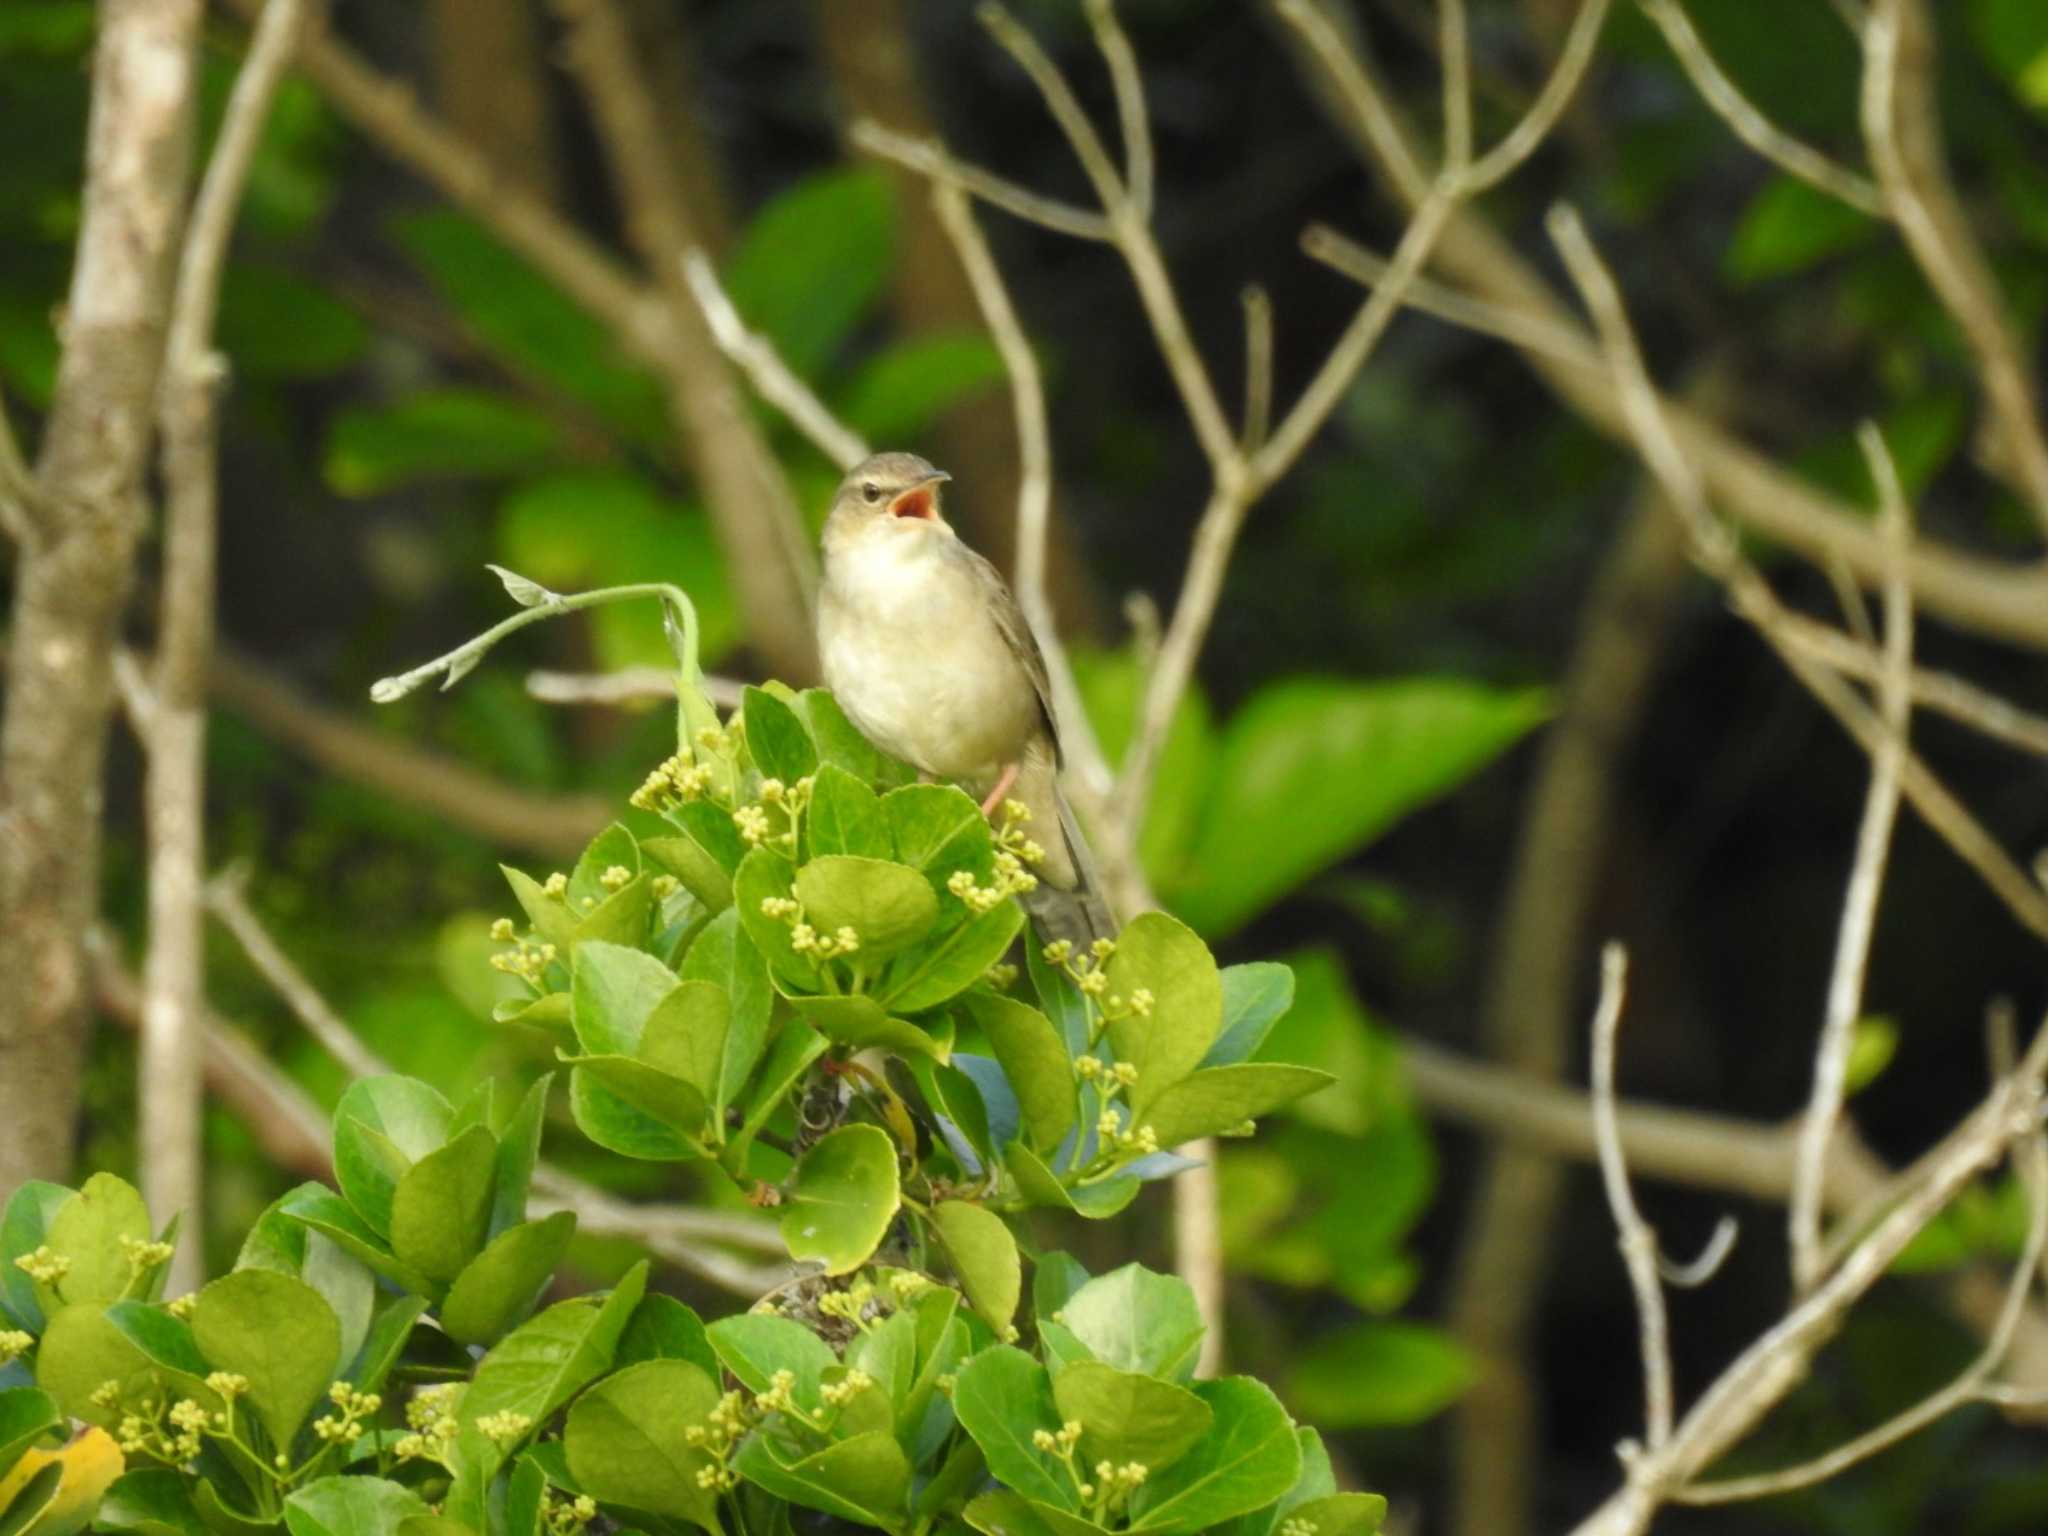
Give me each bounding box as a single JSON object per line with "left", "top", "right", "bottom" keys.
{"left": 979, "top": 762, "right": 1020, "bottom": 818}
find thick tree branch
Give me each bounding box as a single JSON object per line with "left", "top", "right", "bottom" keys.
{"left": 0, "top": 0, "right": 205, "bottom": 1192}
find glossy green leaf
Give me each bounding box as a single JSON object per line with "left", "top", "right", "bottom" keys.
{"left": 563, "top": 1359, "right": 721, "bottom": 1530}
{"left": 1169, "top": 679, "right": 1549, "bottom": 937}
{"left": 733, "top": 1431, "right": 911, "bottom": 1532}
{"left": 793, "top": 995, "right": 948, "bottom": 1061}
{"left": 1127, "top": 1378, "right": 1300, "bottom": 1533}
{"left": 440, "top": 1212, "right": 575, "bottom": 1347}
{"left": 722, "top": 167, "right": 894, "bottom": 376}
{"left": 780, "top": 1126, "right": 901, "bottom": 1275}
{"left": 1204, "top": 965, "right": 1296, "bottom": 1069}
{"left": 502, "top": 867, "right": 576, "bottom": 950}
{"left": 951, "top": 1347, "right": 1074, "bottom": 1511}
{"left": 797, "top": 691, "right": 916, "bottom": 789}
{"left": 1282, "top": 1494, "right": 1388, "bottom": 1535}
{"left": 235, "top": 1187, "right": 373, "bottom": 1380}
{"left": 389, "top": 1125, "right": 498, "bottom": 1287}
{"left": 795, "top": 857, "right": 939, "bottom": 961}
{"left": 883, "top": 903, "right": 1024, "bottom": 1015}
{"left": 1724, "top": 174, "right": 1878, "bottom": 284}
{"left": 0, "top": 1390, "right": 59, "bottom": 1482}
{"left": 277, "top": 1187, "right": 433, "bottom": 1297}
{"left": 459, "top": 1263, "right": 647, "bottom": 1438}
{"left": 705, "top": 1315, "right": 836, "bottom": 1410}
{"left": 741, "top": 686, "right": 818, "bottom": 786}
{"left": 190, "top": 1270, "right": 342, "bottom": 1451}
{"left": 1105, "top": 914, "right": 1221, "bottom": 1114}
{"left": 567, "top": 1065, "right": 702, "bottom": 1161}
{"left": 730, "top": 1023, "right": 829, "bottom": 1165}
{"left": 283, "top": 1477, "right": 428, "bottom": 1536}
{"left": 734, "top": 849, "right": 821, "bottom": 992}
{"left": 965, "top": 994, "right": 1074, "bottom": 1152}
{"left": 571, "top": 876, "right": 654, "bottom": 952}
{"left": 43, "top": 1174, "right": 152, "bottom": 1309}
{"left": 805, "top": 764, "right": 891, "bottom": 860}
{"left": 882, "top": 784, "right": 995, "bottom": 907}
{"left": 840, "top": 332, "right": 1005, "bottom": 441}
{"left": 1137, "top": 1065, "right": 1333, "bottom": 1148}
{"left": 617, "top": 1295, "right": 717, "bottom": 1378}
{"left": 332, "top": 1078, "right": 454, "bottom": 1239}
{"left": 570, "top": 941, "right": 676, "bottom": 1058}
{"left": 642, "top": 835, "right": 732, "bottom": 913}
{"left": 92, "top": 1469, "right": 207, "bottom": 1536}
{"left": 928, "top": 1202, "right": 1020, "bottom": 1336}
{"left": 1060, "top": 1265, "right": 1205, "bottom": 1384}
{"left": 1, "top": 1185, "right": 72, "bottom": 1331}
{"left": 491, "top": 1075, "right": 552, "bottom": 1241}
{"left": 1051, "top": 1361, "right": 1213, "bottom": 1474}
{"left": 962, "top": 1491, "right": 1103, "bottom": 1536}
{"left": 678, "top": 908, "right": 772, "bottom": 1111}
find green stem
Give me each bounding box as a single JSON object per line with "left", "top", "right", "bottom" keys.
{"left": 370, "top": 573, "right": 701, "bottom": 704}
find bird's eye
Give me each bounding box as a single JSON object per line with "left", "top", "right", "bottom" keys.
{"left": 861, "top": 483, "right": 881, "bottom": 503}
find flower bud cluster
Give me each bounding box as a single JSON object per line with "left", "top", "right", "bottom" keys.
{"left": 312, "top": 1382, "right": 382, "bottom": 1445}
{"left": 542, "top": 1493, "right": 600, "bottom": 1536}
{"left": 393, "top": 1383, "right": 462, "bottom": 1463}
{"left": 120, "top": 1234, "right": 175, "bottom": 1275}
{"left": 759, "top": 894, "right": 860, "bottom": 961}
{"left": 489, "top": 934, "right": 558, "bottom": 985}
{"left": 631, "top": 752, "right": 718, "bottom": 812}
{"left": 13, "top": 1246, "right": 68, "bottom": 1285}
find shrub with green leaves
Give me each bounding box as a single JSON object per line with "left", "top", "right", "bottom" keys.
{"left": 1, "top": 653, "right": 1375, "bottom": 1536}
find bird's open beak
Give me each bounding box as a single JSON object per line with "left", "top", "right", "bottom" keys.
{"left": 889, "top": 470, "right": 951, "bottom": 522}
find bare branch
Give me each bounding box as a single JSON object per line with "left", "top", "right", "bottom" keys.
{"left": 1639, "top": 0, "right": 1883, "bottom": 214}
{"left": 1239, "top": 286, "right": 1274, "bottom": 455}
{"left": 1461, "top": 0, "right": 1614, "bottom": 192}
{"left": 1789, "top": 426, "right": 1914, "bottom": 1292}
{"left": 1439, "top": 0, "right": 1474, "bottom": 174}
{"left": 526, "top": 666, "right": 744, "bottom": 710}
{"left": 1861, "top": 0, "right": 2048, "bottom": 528}
{"left": 1082, "top": 0, "right": 1155, "bottom": 221}
{"left": 850, "top": 121, "right": 1113, "bottom": 242}
{"left": 680, "top": 249, "right": 869, "bottom": 470}
{"left": 1589, "top": 945, "right": 1675, "bottom": 1449}
{"left": 0, "top": 384, "right": 30, "bottom": 539}
{"left": 1661, "top": 1216, "right": 1740, "bottom": 1288}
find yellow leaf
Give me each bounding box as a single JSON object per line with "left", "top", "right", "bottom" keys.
{"left": 0, "top": 1427, "right": 125, "bottom": 1536}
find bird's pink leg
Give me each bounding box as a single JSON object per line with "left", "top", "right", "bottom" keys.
{"left": 979, "top": 762, "right": 1020, "bottom": 818}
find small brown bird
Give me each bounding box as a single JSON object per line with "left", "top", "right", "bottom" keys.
{"left": 817, "top": 451, "right": 1115, "bottom": 947}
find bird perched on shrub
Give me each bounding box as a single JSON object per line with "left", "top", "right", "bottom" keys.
{"left": 818, "top": 451, "right": 1115, "bottom": 947}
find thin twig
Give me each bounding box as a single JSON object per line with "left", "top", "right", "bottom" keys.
{"left": 849, "top": 120, "right": 1113, "bottom": 242}
{"left": 1461, "top": 0, "right": 1615, "bottom": 193}
{"left": 1789, "top": 425, "right": 1914, "bottom": 1292}
{"left": 1083, "top": 0, "right": 1154, "bottom": 221}
{"left": 927, "top": 183, "right": 1114, "bottom": 810}
{"left": 1239, "top": 286, "right": 1274, "bottom": 455}
{"left": 526, "top": 666, "right": 744, "bottom": 710}
{"left": 1861, "top": 0, "right": 2048, "bottom": 528}
{"left": 0, "top": 384, "right": 31, "bottom": 539}
{"left": 1439, "top": 0, "right": 1473, "bottom": 174}
{"left": 1661, "top": 1216, "right": 1740, "bottom": 1288}
{"left": 141, "top": 0, "right": 310, "bottom": 1295}
{"left": 1589, "top": 945, "right": 1674, "bottom": 1449}
{"left": 680, "top": 249, "right": 869, "bottom": 470}
{"left": 1638, "top": 0, "right": 1883, "bottom": 214}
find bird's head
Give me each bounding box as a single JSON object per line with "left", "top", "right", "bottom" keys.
{"left": 822, "top": 452, "right": 954, "bottom": 553}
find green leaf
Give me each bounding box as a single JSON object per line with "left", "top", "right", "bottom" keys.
{"left": 0, "top": 1462, "right": 61, "bottom": 1536}
{"left": 283, "top": 1477, "right": 428, "bottom": 1536}
{"left": 951, "top": 1347, "right": 1073, "bottom": 1511}
{"left": 1060, "top": 1266, "right": 1205, "bottom": 1384}
{"left": 44, "top": 1174, "right": 152, "bottom": 1308}
{"left": 277, "top": 1187, "right": 433, "bottom": 1297}
{"left": 679, "top": 909, "right": 773, "bottom": 1110}
{"left": 705, "top": 1315, "right": 836, "bottom": 1410}
{"left": 491, "top": 1075, "right": 552, "bottom": 1240}
{"left": 805, "top": 766, "right": 891, "bottom": 861}
{"left": 928, "top": 1203, "right": 1020, "bottom": 1336}
{"left": 1205, "top": 965, "right": 1295, "bottom": 1069}
{"left": 236, "top": 1186, "right": 374, "bottom": 1381}
{"left": 571, "top": 942, "right": 677, "bottom": 1058}
{"left": 723, "top": 168, "right": 894, "bottom": 377}
{"left": 730, "top": 1023, "right": 829, "bottom": 1166}
{"left": 189, "top": 1270, "right": 343, "bottom": 1451}
{"left": 669, "top": 801, "right": 749, "bottom": 878}
{"left": 617, "top": 1296, "right": 717, "bottom": 1378}
{"left": 1137, "top": 1066, "right": 1333, "bottom": 1148}
{"left": 797, "top": 691, "right": 916, "bottom": 788}
{"left": 1, "top": 1184, "right": 72, "bottom": 1331}
{"left": 440, "top": 1213, "right": 576, "bottom": 1347}
{"left": 502, "top": 867, "right": 576, "bottom": 950}
{"left": 965, "top": 994, "right": 1074, "bottom": 1153}
{"left": 839, "top": 332, "right": 1005, "bottom": 442}
{"left": 503, "top": 1455, "right": 547, "bottom": 1536}
{"left": 1170, "top": 679, "right": 1549, "bottom": 937}
{"left": 733, "top": 1431, "right": 911, "bottom": 1533}
{"left": 0, "top": 1390, "right": 59, "bottom": 1482}
{"left": 347, "top": 1294, "right": 427, "bottom": 1396}
{"left": 882, "top": 785, "right": 995, "bottom": 906}
{"left": 642, "top": 836, "right": 732, "bottom": 914}
{"left": 102, "top": 1302, "right": 211, "bottom": 1382}
{"left": 1003, "top": 1144, "right": 1139, "bottom": 1219}
{"left": 571, "top": 877, "right": 654, "bottom": 952}
{"left": 333, "top": 1078, "right": 454, "bottom": 1239}
{"left": 389, "top": 1125, "right": 498, "bottom": 1287}
{"left": 1104, "top": 914, "right": 1221, "bottom": 1114}
{"left": 93, "top": 1469, "right": 207, "bottom": 1536}
{"left": 1051, "top": 1362, "right": 1213, "bottom": 1474}
{"left": 794, "top": 857, "right": 939, "bottom": 960}
{"left": 567, "top": 1065, "right": 703, "bottom": 1161}
{"left": 963, "top": 1491, "right": 1103, "bottom": 1536}
{"left": 1287, "top": 1321, "right": 1473, "bottom": 1426}
{"left": 322, "top": 389, "right": 560, "bottom": 498}
{"left": 882, "top": 903, "right": 1024, "bottom": 1015}
{"left": 780, "top": 1126, "right": 902, "bottom": 1275}
{"left": 394, "top": 211, "right": 665, "bottom": 443}
{"left": 31, "top": 1307, "right": 148, "bottom": 1425}
{"left": 1724, "top": 174, "right": 1878, "bottom": 284}
{"left": 1127, "top": 1378, "right": 1300, "bottom": 1534}
{"left": 460, "top": 1264, "right": 647, "bottom": 1439}
{"left": 217, "top": 265, "right": 367, "bottom": 380}
{"left": 1282, "top": 1494, "right": 1387, "bottom": 1536}
{"left": 1845, "top": 1015, "right": 1899, "bottom": 1095}
{"left": 734, "top": 848, "right": 821, "bottom": 992}
{"left": 741, "top": 686, "right": 819, "bottom": 786}
{"left": 574, "top": 826, "right": 644, "bottom": 909}
{"left": 563, "top": 1359, "right": 721, "bottom": 1530}
{"left": 792, "top": 995, "right": 949, "bottom": 1060}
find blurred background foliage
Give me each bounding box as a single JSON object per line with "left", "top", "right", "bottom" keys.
{"left": 6, "top": 0, "right": 2048, "bottom": 1530}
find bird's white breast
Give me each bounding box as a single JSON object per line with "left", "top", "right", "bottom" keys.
{"left": 819, "top": 527, "right": 1038, "bottom": 783}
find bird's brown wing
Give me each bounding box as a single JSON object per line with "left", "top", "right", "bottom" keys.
{"left": 955, "top": 541, "right": 1062, "bottom": 764}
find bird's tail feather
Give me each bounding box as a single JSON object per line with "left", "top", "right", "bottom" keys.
{"left": 1018, "top": 783, "right": 1117, "bottom": 951}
